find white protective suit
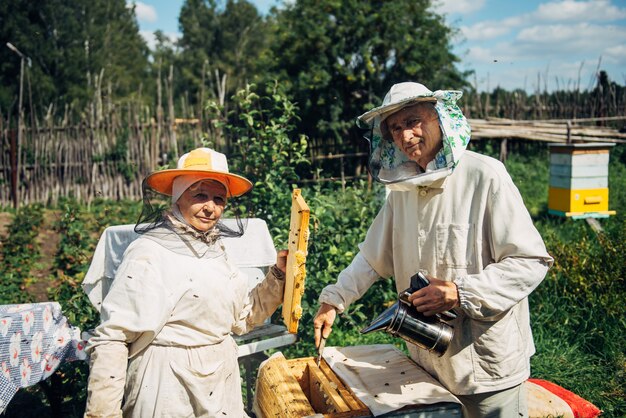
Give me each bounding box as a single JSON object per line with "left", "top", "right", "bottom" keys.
{"left": 320, "top": 151, "right": 553, "bottom": 395}
{"left": 320, "top": 84, "right": 554, "bottom": 396}
{"left": 85, "top": 233, "right": 284, "bottom": 417}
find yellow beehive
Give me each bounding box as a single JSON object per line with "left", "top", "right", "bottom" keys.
{"left": 548, "top": 143, "right": 616, "bottom": 219}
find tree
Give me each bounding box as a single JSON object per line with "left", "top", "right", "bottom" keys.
{"left": 264, "top": 0, "right": 468, "bottom": 155}
{"left": 0, "top": 0, "right": 150, "bottom": 117}
{"left": 177, "top": 0, "right": 269, "bottom": 111}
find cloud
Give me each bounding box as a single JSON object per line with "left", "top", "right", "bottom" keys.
{"left": 604, "top": 44, "right": 626, "bottom": 63}
{"left": 131, "top": 2, "right": 157, "bottom": 23}
{"left": 534, "top": 0, "right": 626, "bottom": 22}
{"left": 515, "top": 23, "right": 626, "bottom": 56}
{"left": 461, "top": 21, "right": 512, "bottom": 41}
{"left": 140, "top": 30, "right": 179, "bottom": 50}
{"left": 459, "top": 14, "right": 528, "bottom": 41}
{"left": 447, "top": 0, "right": 626, "bottom": 91}
{"left": 463, "top": 22, "right": 625, "bottom": 63}
{"left": 457, "top": 1, "right": 626, "bottom": 42}
{"left": 140, "top": 30, "right": 157, "bottom": 50}
{"left": 434, "top": 0, "right": 486, "bottom": 15}
{"left": 462, "top": 20, "right": 626, "bottom": 91}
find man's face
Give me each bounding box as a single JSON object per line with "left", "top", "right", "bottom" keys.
{"left": 385, "top": 103, "right": 443, "bottom": 169}
{"left": 176, "top": 180, "right": 227, "bottom": 232}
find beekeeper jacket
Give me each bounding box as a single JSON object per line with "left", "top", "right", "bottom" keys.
{"left": 320, "top": 150, "right": 554, "bottom": 395}
{"left": 85, "top": 236, "right": 284, "bottom": 417}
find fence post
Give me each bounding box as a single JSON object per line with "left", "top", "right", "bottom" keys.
{"left": 340, "top": 156, "right": 346, "bottom": 192}
{"left": 566, "top": 120, "right": 572, "bottom": 144}
{"left": 10, "top": 129, "right": 18, "bottom": 209}
{"left": 499, "top": 138, "right": 508, "bottom": 162}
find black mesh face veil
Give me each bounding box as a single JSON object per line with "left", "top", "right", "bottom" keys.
{"left": 134, "top": 178, "right": 249, "bottom": 257}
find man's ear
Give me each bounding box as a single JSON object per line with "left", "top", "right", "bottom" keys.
{"left": 380, "top": 120, "right": 392, "bottom": 143}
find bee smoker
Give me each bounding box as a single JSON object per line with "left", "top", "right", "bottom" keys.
{"left": 360, "top": 272, "right": 456, "bottom": 356}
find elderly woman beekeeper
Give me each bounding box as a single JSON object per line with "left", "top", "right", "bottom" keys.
{"left": 314, "top": 82, "right": 554, "bottom": 418}
{"left": 84, "top": 148, "right": 287, "bottom": 417}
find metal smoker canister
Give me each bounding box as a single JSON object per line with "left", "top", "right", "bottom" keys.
{"left": 360, "top": 300, "right": 453, "bottom": 356}
{"left": 360, "top": 272, "right": 455, "bottom": 356}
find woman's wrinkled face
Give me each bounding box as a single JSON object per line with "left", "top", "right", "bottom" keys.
{"left": 385, "top": 103, "right": 443, "bottom": 170}
{"left": 176, "top": 180, "right": 227, "bottom": 232}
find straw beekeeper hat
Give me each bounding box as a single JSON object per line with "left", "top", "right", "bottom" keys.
{"left": 145, "top": 148, "right": 252, "bottom": 197}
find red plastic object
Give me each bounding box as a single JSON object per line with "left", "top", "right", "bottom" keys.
{"left": 528, "top": 378, "right": 602, "bottom": 418}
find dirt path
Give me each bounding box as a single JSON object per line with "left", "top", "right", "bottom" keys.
{"left": 0, "top": 210, "right": 61, "bottom": 302}
{"left": 29, "top": 210, "right": 62, "bottom": 301}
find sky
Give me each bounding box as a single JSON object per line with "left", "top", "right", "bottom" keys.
{"left": 131, "top": 0, "right": 626, "bottom": 93}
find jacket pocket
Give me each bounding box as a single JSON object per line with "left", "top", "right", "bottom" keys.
{"left": 469, "top": 310, "right": 526, "bottom": 381}
{"left": 436, "top": 223, "right": 476, "bottom": 268}
{"left": 169, "top": 359, "right": 225, "bottom": 416}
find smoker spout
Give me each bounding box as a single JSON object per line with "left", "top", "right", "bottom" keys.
{"left": 360, "top": 303, "right": 397, "bottom": 334}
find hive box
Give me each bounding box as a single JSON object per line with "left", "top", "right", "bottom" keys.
{"left": 253, "top": 353, "right": 462, "bottom": 418}
{"left": 548, "top": 143, "right": 616, "bottom": 218}
{"left": 253, "top": 350, "right": 596, "bottom": 418}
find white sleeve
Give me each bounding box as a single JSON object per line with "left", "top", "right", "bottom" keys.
{"left": 84, "top": 342, "right": 127, "bottom": 417}
{"left": 232, "top": 266, "right": 285, "bottom": 335}
{"left": 454, "top": 173, "right": 553, "bottom": 321}
{"left": 319, "top": 252, "right": 381, "bottom": 314}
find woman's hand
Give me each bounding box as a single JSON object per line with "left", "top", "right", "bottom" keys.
{"left": 276, "top": 249, "right": 288, "bottom": 274}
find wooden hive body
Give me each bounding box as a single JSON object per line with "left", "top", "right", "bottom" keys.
{"left": 254, "top": 354, "right": 369, "bottom": 418}
{"left": 548, "top": 143, "right": 616, "bottom": 218}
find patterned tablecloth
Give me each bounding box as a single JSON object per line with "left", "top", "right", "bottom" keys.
{"left": 0, "top": 302, "right": 87, "bottom": 412}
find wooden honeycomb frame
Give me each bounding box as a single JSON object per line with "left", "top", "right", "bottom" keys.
{"left": 281, "top": 189, "right": 310, "bottom": 333}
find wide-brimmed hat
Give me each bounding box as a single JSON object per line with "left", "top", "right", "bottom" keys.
{"left": 145, "top": 148, "right": 252, "bottom": 197}
{"left": 356, "top": 82, "right": 471, "bottom": 190}
{"left": 358, "top": 82, "right": 437, "bottom": 126}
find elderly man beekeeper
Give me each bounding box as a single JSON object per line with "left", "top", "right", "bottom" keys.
{"left": 84, "top": 148, "right": 287, "bottom": 417}
{"left": 313, "top": 82, "right": 554, "bottom": 418}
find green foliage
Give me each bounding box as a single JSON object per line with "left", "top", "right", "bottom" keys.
{"left": 0, "top": 0, "right": 149, "bottom": 113}
{"left": 530, "top": 216, "right": 626, "bottom": 416}
{"left": 518, "top": 145, "right": 626, "bottom": 417}
{"left": 282, "top": 181, "right": 400, "bottom": 357}
{"left": 34, "top": 198, "right": 142, "bottom": 416}
{"left": 1, "top": 141, "right": 625, "bottom": 416}
{"left": 264, "top": 0, "right": 468, "bottom": 154}
{"left": 205, "top": 81, "right": 399, "bottom": 357}
{"left": 0, "top": 204, "right": 43, "bottom": 303}
{"left": 53, "top": 200, "right": 96, "bottom": 276}
{"left": 207, "top": 81, "right": 309, "bottom": 225}
{"left": 177, "top": 0, "right": 269, "bottom": 106}
{"left": 92, "top": 128, "right": 138, "bottom": 183}
{"left": 504, "top": 146, "right": 551, "bottom": 217}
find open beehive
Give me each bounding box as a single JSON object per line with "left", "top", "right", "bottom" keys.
{"left": 254, "top": 353, "right": 369, "bottom": 417}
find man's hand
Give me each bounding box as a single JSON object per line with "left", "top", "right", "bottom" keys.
{"left": 408, "top": 275, "right": 459, "bottom": 316}
{"left": 313, "top": 303, "right": 337, "bottom": 348}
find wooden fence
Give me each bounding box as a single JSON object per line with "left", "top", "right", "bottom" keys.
{"left": 2, "top": 102, "right": 625, "bottom": 209}
{"left": 0, "top": 107, "right": 206, "bottom": 208}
